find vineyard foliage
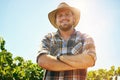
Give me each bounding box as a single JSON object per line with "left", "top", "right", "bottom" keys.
{"left": 0, "top": 37, "right": 120, "bottom": 80}
{"left": 0, "top": 37, "right": 43, "bottom": 80}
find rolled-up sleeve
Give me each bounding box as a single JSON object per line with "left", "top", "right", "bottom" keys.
{"left": 71, "top": 33, "right": 97, "bottom": 65}
{"left": 82, "top": 34, "right": 97, "bottom": 65}
{"left": 36, "top": 34, "right": 51, "bottom": 63}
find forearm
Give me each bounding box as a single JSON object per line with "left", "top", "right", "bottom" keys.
{"left": 60, "top": 52, "right": 95, "bottom": 69}
{"left": 37, "top": 54, "right": 76, "bottom": 71}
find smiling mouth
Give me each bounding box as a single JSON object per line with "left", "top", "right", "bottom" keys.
{"left": 61, "top": 20, "right": 69, "bottom": 23}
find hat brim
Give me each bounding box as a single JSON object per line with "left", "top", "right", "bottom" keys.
{"left": 48, "top": 7, "right": 80, "bottom": 29}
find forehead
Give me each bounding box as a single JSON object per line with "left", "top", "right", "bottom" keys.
{"left": 56, "top": 8, "right": 73, "bottom": 14}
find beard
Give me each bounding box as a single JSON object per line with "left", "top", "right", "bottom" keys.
{"left": 59, "top": 24, "right": 73, "bottom": 31}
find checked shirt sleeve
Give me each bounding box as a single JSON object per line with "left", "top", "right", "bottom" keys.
{"left": 71, "top": 33, "right": 97, "bottom": 64}
{"left": 36, "top": 33, "right": 52, "bottom": 63}
{"left": 82, "top": 34, "right": 97, "bottom": 62}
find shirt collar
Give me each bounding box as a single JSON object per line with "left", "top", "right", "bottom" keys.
{"left": 54, "top": 29, "right": 77, "bottom": 39}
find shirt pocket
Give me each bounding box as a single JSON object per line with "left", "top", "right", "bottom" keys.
{"left": 71, "top": 41, "right": 83, "bottom": 54}
{"left": 50, "top": 41, "right": 61, "bottom": 56}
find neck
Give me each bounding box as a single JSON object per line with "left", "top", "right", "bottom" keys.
{"left": 59, "top": 28, "right": 74, "bottom": 40}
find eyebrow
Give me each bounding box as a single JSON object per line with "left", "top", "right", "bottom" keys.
{"left": 55, "top": 10, "right": 74, "bottom": 17}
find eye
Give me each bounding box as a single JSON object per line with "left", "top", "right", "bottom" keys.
{"left": 65, "top": 12, "right": 72, "bottom": 17}
{"left": 66, "top": 13, "right": 69, "bottom": 16}
{"left": 57, "top": 14, "right": 62, "bottom": 18}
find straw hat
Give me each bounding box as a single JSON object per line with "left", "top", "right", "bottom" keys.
{"left": 48, "top": 2, "right": 80, "bottom": 29}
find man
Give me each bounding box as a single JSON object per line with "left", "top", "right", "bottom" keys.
{"left": 37, "top": 2, "right": 96, "bottom": 80}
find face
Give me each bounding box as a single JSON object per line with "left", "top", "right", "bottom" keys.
{"left": 56, "top": 9, "right": 75, "bottom": 31}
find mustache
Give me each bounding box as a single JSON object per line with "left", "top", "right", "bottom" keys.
{"left": 60, "top": 19, "right": 69, "bottom": 22}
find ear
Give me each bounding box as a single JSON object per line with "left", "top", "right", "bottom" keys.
{"left": 73, "top": 18, "right": 75, "bottom": 24}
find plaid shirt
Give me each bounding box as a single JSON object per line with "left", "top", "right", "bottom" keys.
{"left": 37, "top": 30, "right": 96, "bottom": 80}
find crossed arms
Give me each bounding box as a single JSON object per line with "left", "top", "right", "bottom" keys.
{"left": 37, "top": 50, "right": 96, "bottom": 71}
{"left": 37, "top": 35, "right": 96, "bottom": 71}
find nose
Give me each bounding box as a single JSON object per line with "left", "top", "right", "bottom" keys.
{"left": 60, "top": 14, "right": 68, "bottom": 20}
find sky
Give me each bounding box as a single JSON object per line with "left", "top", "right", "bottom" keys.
{"left": 0, "top": 0, "right": 120, "bottom": 70}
